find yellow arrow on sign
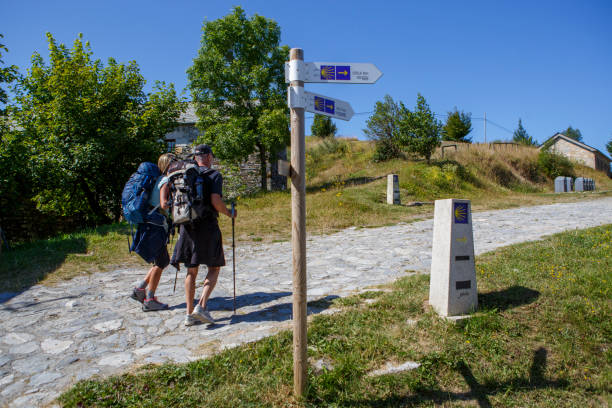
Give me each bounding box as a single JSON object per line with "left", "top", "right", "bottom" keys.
{"left": 337, "top": 70, "right": 348, "bottom": 76}
{"left": 326, "top": 104, "right": 334, "bottom": 110}
{"left": 456, "top": 237, "right": 467, "bottom": 243}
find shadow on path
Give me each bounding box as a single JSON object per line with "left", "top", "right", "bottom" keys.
{"left": 0, "top": 294, "right": 81, "bottom": 313}
{"left": 208, "top": 295, "right": 339, "bottom": 326}
{"left": 169, "top": 291, "right": 292, "bottom": 312}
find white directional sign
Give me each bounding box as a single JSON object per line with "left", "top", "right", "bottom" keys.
{"left": 304, "top": 91, "right": 354, "bottom": 121}
{"left": 285, "top": 61, "right": 383, "bottom": 84}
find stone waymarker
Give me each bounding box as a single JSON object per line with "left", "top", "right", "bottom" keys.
{"left": 555, "top": 176, "right": 575, "bottom": 193}
{"left": 387, "top": 174, "right": 400, "bottom": 205}
{"left": 429, "top": 199, "right": 477, "bottom": 316}
{"left": 574, "top": 177, "right": 595, "bottom": 192}
{"left": 554, "top": 176, "right": 565, "bottom": 193}
{"left": 565, "top": 177, "right": 574, "bottom": 192}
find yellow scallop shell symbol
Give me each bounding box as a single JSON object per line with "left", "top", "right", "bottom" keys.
{"left": 454, "top": 204, "right": 467, "bottom": 222}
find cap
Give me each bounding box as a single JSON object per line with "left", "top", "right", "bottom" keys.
{"left": 194, "top": 144, "right": 214, "bottom": 156}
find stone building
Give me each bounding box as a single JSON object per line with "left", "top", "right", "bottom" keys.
{"left": 540, "top": 133, "right": 611, "bottom": 176}
{"left": 164, "top": 105, "right": 200, "bottom": 153}
{"left": 164, "top": 105, "right": 287, "bottom": 192}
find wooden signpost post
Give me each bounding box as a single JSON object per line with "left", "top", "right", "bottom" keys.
{"left": 286, "top": 48, "right": 382, "bottom": 397}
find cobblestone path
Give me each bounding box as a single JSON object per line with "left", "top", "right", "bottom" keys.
{"left": 1, "top": 198, "right": 611, "bottom": 407}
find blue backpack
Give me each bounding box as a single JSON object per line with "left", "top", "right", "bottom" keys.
{"left": 121, "top": 162, "right": 161, "bottom": 224}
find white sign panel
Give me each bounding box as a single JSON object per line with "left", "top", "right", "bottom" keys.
{"left": 285, "top": 62, "right": 383, "bottom": 84}
{"left": 304, "top": 91, "right": 354, "bottom": 121}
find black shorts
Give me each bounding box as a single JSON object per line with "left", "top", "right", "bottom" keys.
{"left": 154, "top": 246, "right": 170, "bottom": 269}
{"left": 170, "top": 218, "right": 226, "bottom": 268}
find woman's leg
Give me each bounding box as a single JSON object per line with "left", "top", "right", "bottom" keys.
{"left": 184, "top": 266, "right": 199, "bottom": 314}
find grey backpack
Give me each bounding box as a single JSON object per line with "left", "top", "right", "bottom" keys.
{"left": 167, "top": 160, "right": 213, "bottom": 224}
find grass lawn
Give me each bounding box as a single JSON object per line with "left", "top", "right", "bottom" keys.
{"left": 59, "top": 224, "right": 612, "bottom": 407}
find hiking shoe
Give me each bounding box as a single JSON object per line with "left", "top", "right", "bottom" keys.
{"left": 130, "top": 287, "right": 145, "bottom": 304}
{"left": 190, "top": 304, "right": 214, "bottom": 324}
{"left": 184, "top": 315, "right": 198, "bottom": 326}
{"left": 142, "top": 297, "right": 169, "bottom": 312}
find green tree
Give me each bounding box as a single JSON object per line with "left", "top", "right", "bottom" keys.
{"left": 311, "top": 114, "right": 337, "bottom": 138}
{"left": 442, "top": 107, "right": 472, "bottom": 143}
{"left": 398, "top": 93, "right": 442, "bottom": 163}
{"left": 0, "top": 34, "right": 29, "bottom": 236}
{"left": 513, "top": 118, "right": 537, "bottom": 146}
{"left": 0, "top": 34, "right": 18, "bottom": 111}
{"left": 12, "top": 33, "right": 182, "bottom": 223}
{"left": 563, "top": 126, "right": 582, "bottom": 142}
{"left": 187, "top": 7, "right": 289, "bottom": 191}
{"left": 364, "top": 95, "right": 403, "bottom": 161}
{"left": 607, "top": 138, "right": 612, "bottom": 157}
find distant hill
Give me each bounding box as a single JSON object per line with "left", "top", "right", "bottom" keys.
{"left": 302, "top": 137, "right": 612, "bottom": 201}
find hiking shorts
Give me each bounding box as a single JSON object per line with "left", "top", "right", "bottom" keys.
{"left": 154, "top": 246, "right": 170, "bottom": 269}
{"left": 170, "top": 218, "right": 226, "bottom": 268}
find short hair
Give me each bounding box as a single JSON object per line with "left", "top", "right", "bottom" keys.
{"left": 158, "top": 153, "right": 176, "bottom": 175}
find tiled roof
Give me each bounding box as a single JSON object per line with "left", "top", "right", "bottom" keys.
{"left": 178, "top": 104, "right": 198, "bottom": 124}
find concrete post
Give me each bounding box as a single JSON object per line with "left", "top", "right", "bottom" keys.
{"left": 429, "top": 199, "right": 478, "bottom": 316}
{"left": 387, "top": 174, "right": 400, "bottom": 205}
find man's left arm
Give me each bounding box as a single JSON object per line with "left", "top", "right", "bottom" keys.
{"left": 210, "top": 172, "right": 236, "bottom": 218}
{"left": 211, "top": 194, "right": 236, "bottom": 218}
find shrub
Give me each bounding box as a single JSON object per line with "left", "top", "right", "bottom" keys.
{"left": 509, "top": 157, "right": 545, "bottom": 183}
{"left": 537, "top": 150, "right": 574, "bottom": 179}
{"left": 306, "top": 138, "right": 350, "bottom": 179}
{"left": 314, "top": 137, "right": 349, "bottom": 157}
{"left": 490, "top": 162, "right": 518, "bottom": 187}
{"left": 372, "top": 139, "right": 402, "bottom": 162}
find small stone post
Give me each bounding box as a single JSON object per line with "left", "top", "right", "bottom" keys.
{"left": 429, "top": 199, "right": 477, "bottom": 316}
{"left": 387, "top": 174, "right": 400, "bottom": 205}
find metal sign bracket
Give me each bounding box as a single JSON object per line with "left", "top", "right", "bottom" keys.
{"left": 287, "top": 85, "right": 306, "bottom": 109}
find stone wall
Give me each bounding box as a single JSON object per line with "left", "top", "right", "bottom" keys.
{"left": 549, "top": 138, "right": 595, "bottom": 168}
{"left": 165, "top": 117, "right": 288, "bottom": 192}
{"left": 211, "top": 148, "right": 287, "bottom": 198}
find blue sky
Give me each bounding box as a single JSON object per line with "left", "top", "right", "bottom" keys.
{"left": 3, "top": 0, "right": 612, "bottom": 155}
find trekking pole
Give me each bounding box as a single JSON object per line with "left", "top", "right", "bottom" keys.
{"left": 170, "top": 225, "right": 178, "bottom": 294}
{"left": 231, "top": 201, "right": 236, "bottom": 314}
{"left": 173, "top": 266, "right": 178, "bottom": 294}
{"left": 127, "top": 223, "right": 133, "bottom": 253}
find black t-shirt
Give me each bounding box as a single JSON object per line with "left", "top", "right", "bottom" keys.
{"left": 200, "top": 166, "right": 223, "bottom": 215}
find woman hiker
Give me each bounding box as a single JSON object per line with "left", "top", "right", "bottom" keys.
{"left": 130, "top": 152, "right": 176, "bottom": 311}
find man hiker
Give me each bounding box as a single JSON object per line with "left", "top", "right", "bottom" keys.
{"left": 171, "top": 144, "right": 237, "bottom": 326}
{"left": 130, "top": 153, "right": 176, "bottom": 311}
